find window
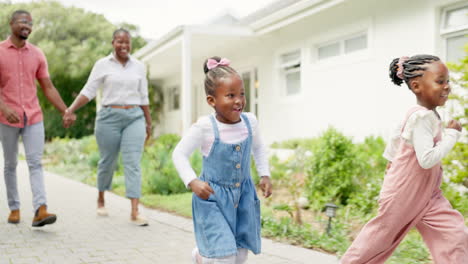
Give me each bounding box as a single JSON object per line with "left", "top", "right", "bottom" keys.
{"left": 441, "top": 4, "right": 468, "bottom": 63}
{"left": 168, "top": 86, "right": 180, "bottom": 111}
{"left": 345, "top": 34, "right": 367, "bottom": 53}
{"left": 318, "top": 42, "right": 340, "bottom": 60}
{"left": 279, "top": 50, "right": 301, "bottom": 96}
{"left": 447, "top": 35, "right": 468, "bottom": 62}
{"left": 317, "top": 32, "right": 367, "bottom": 60}
{"left": 444, "top": 5, "right": 468, "bottom": 29}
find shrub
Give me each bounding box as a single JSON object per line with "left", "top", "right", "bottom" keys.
{"left": 347, "top": 136, "right": 387, "bottom": 214}
{"left": 142, "top": 134, "right": 202, "bottom": 195}
{"left": 306, "top": 127, "right": 364, "bottom": 209}
{"left": 270, "top": 138, "right": 319, "bottom": 150}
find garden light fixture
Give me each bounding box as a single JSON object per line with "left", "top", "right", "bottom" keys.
{"left": 325, "top": 202, "right": 338, "bottom": 235}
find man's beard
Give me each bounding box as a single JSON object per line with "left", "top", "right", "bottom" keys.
{"left": 19, "top": 35, "right": 28, "bottom": 40}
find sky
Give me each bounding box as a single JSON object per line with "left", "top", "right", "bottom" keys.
{"left": 10, "top": 0, "right": 277, "bottom": 39}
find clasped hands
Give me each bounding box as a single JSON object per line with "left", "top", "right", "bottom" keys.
{"left": 62, "top": 108, "right": 76, "bottom": 128}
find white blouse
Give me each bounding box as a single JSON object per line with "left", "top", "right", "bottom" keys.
{"left": 80, "top": 53, "right": 149, "bottom": 106}
{"left": 172, "top": 112, "right": 271, "bottom": 187}
{"left": 383, "top": 108, "right": 461, "bottom": 169}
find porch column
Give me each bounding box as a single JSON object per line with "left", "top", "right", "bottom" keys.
{"left": 181, "top": 30, "right": 192, "bottom": 133}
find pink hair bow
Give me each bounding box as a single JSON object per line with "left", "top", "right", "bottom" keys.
{"left": 206, "top": 58, "right": 230, "bottom": 70}
{"left": 396, "top": 56, "right": 409, "bottom": 80}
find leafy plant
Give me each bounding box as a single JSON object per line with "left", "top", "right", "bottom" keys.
{"left": 306, "top": 127, "right": 364, "bottom": 210}
{"left": 142, "top": 134, "right": 202, "bottom": 195}
{"left": 347, "top": 136, "right": 386, "bottom": 214}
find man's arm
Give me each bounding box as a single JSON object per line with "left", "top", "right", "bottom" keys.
{"left": 37, "top": 77, "right": 76, "bottom": 127}
{"left": 37, "top": 77, "right": 67, "bottom": 114}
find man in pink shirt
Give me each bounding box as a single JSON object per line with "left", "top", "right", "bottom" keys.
{"left": 0, "top": 10, "right": 76, "bottom": 227}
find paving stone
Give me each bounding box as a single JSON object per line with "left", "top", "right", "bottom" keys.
{"left": 0, "top": 148, "right": 338, "bottom": 264}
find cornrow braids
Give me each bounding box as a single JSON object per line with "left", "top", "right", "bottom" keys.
{"left": 389, "top": 54, "right": 440, "bottom": 88}
{"left": 203, "top": 56, "right": 239, "bottom": 96}
{"left": 113, "top": 28, "right": 131, "bottom": 40}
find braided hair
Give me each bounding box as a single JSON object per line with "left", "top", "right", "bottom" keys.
{"left": 203, "top": 56, "right": 239, "bottom": 96}
{"left": 389, "top": 55, "right": 440, "bottom": 89}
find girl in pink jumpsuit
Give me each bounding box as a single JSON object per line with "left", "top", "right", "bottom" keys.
{"left": 340, "top": 55, "right": 468, "bottom": 264}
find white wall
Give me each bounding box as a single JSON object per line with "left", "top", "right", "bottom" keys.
{"left": 247, "top": 0, "right": 462, "bottom": 144}
{"left": 150, "top": 0, "right": 464, "bottom": 144}
{"left": 158, "top": 73, "right": 182, "bottom": 135}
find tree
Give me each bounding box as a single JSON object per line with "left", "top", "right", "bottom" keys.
{"left": 0, "top": 0, "right": 147, "bottom": 138}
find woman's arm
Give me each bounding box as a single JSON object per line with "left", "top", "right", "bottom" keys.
{"left": 67, "top": 94, "right": 90, "bottom": 113}
{"left": 140, "top": 105, "right": 152, "bottom": 142}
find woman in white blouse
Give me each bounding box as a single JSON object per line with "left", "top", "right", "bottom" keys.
{"left": 66, "top": 29, "right": 152, "bottom": 226}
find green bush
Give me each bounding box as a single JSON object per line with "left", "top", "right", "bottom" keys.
{"left": 443, "top": 142, "right": 468, "bottom": 188}
{"left": 261, "top": 215, "right": 349, "bottom": 254}
{"left": 347, "top": 136, "right": 387, "bottom": 214}
{"left": 142, "top": 134, "right": 202, "bottom": 195}
{"left": 271, "top": 138, "right": 319, "bottom": 150}
{"left": 441, "top": 181, "right": 468, "bottom": 215}
{"left": 306, "top": 127, "right": 364, "bottom": 209}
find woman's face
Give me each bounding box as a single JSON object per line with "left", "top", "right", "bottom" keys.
{"left": 112, "top": 32, "right": 131, "bottom": 61}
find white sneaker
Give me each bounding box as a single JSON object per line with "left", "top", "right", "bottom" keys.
{"left": 96, "top": 207, "right": 108, "bottom": 216}
{"left": 131, "top": 214, "right": 148, "bottom": 226}
{"left": 191, "top": 248, "right": 201, "bottom": 264}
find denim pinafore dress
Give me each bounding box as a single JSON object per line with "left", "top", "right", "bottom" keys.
{"left": 192, "top": 114, "right": 261, "bottom": 258}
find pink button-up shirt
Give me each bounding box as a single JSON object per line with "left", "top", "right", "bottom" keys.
{"left": 0, "top": 37, "right": 49, "bottom": 127}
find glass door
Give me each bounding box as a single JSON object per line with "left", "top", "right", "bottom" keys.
{"left": 241, "top": 68, "right": 258, "bottom": 116}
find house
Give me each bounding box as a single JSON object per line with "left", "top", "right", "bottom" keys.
{"left": 134, "top": 0, "right": 468, "bottom": 144}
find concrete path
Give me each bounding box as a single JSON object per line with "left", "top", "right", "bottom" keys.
{"left": 0, "top": 156, "right": 339, "bottom": 263}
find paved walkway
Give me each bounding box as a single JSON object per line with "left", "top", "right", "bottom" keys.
{"left": 0, "top": 154, "right": 339, "bottom": 263}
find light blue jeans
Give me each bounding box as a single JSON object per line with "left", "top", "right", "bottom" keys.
{"left": 0, "top": 121, "right": 46, "bottom": 212}
{"left": 95, "top": 107, "right": 145, "bottom": 198}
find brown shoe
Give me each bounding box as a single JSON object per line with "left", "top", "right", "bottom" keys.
{"left": 32, "top": 205, "right": 57, "bottom": 227}
{"left": 8, "top": 209, "right": 20, "bottom": 224}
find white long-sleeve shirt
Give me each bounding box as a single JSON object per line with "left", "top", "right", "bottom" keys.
{"left": 172, "top": 112, "right": 270, "bottom": 187}
{"left": 383, "top": 108, "right": 461, "bottom": 169}
{"left": 80, "top": 53, "right": 149, "bottom": 106}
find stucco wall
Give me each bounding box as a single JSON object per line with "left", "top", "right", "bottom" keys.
{"left": 151, "top": 0, "right": 463, "bottom": 144}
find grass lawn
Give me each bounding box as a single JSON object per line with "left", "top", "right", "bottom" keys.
{"left": 141, "top": 192, "right": 193, "bottom": 218}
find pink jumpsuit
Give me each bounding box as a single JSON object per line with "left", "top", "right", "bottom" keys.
{"left": 341, "top": 106, "right": 468, "bottom": 264}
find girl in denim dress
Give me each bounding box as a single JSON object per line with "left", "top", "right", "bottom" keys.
{"left": 173, "top": 56, "right": 273, "bottom": 264}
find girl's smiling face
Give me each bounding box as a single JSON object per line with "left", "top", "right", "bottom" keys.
{"left": 207, "top": 75, "right": 245, "bottom": 124}
{"left": 411, "top": 61, "right": 451, "bottom": 110}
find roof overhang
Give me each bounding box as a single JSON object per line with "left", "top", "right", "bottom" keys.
{"left": 134, "top": 25, "right": 253, "bottom": 63}
{"left": 135, "top": 0, "right": 348, "bottom": 78}
{"left": 249, "top": 0, "right": 347, "bottom": 35}
{"left": 134, "top": 25, "right": 255, "bottom": 80}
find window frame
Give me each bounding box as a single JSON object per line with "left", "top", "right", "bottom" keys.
{"left": 278, "top": 49, "right": 302, "bottom": 97}
{"left": 440, "top": 2, "right": 468, "bottom": 63}
{"left": 316, "top": 31, "right": 368, "bottom": 61}
{"left": 167, "top": 85, "right": 180, "bottom": 111}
